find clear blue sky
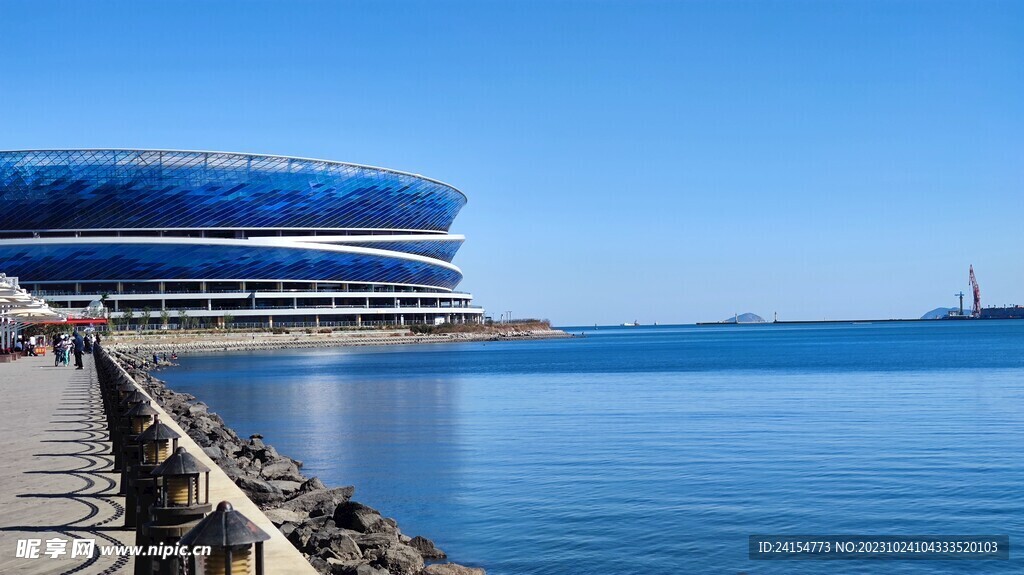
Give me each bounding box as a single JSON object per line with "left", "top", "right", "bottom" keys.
{"left": 2, "top": 1, "right": 1021, "bottom": 325}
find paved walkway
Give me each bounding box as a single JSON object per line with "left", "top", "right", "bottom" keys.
{"left": 0, "top": 353, "right": 135, "bottom": 574}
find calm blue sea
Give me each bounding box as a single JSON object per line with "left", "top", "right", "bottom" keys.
{"left": 160, "top": 322, "right": 1024, "bottom": 574}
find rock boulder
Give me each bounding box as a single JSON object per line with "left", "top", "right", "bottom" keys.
{"left": 334, "top": 501, "right": 383, "bottom": 532}
{"left": 420, "top": 563, "right": 487, "bottom": 575}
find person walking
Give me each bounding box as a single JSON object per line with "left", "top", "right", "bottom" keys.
{"left": 73, "top": 329, "right": 84, "bottom": 369}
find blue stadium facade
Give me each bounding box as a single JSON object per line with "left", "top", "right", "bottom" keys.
{"left": 0, "top": 150, "right": 483, "bottom": 327}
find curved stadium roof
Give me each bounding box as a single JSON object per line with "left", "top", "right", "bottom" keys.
{"left": 0, "top": 149, "right": 467, "bottom": 232}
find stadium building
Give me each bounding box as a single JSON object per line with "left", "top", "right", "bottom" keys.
{"left": 0, "top": 150, "right": 484, "bottom": 328}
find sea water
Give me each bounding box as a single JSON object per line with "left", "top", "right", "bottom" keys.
{"left": 160, "top": 322, "right": 1024, "bottom": 574}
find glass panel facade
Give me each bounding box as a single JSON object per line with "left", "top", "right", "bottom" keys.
{"left": 341, "top": 239, "right": 463, "bottom": 262}
{"left": 0, "top": 241, "right": 462, "bottom": 290}
{"left": 0, "top": 150, "right": 466, "bottom": 232}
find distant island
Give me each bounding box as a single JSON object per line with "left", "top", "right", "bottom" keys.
{"left": 720, "top": 313, "right": 766, "bottom": 324}
{"left": 920, "top": 307, "right": 957, "bottom": 320}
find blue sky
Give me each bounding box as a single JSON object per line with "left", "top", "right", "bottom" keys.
{"left": 2, "top": 1, "right": 1021, "bottom": 325}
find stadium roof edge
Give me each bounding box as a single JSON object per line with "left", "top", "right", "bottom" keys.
{"left": 0, "top": 148, "right": 467, "bottom": 203}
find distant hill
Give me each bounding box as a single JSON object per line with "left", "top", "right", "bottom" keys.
{"left": 721, "top": 313, "right": 766, "bottom": 324}
{"left": 920, "top": 307, "right": 957, "bottom": 320}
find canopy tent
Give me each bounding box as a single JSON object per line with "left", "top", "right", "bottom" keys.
{"left": 1, "top": 273, "right": 67, "bottom": 351}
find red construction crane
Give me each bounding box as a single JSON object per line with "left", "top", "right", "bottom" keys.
{"left": 969, "top": 265, "right": 981, "bottom": 317}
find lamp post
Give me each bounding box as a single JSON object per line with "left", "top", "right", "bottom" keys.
{"left": 121, "top": 400, "right": 159, "bottom": 496}
{"left": 138, "top": 416, "right": 181, "bottom": 466}
{"left": 127, "top": 416, "right": 180, "bottom": 529}
{"left": 140, "top": 446, "right": 213, "bottom": 575}
{"left": 110, "top": 380, "right": 139, "bottom": 423}
{"left": 118, "top": 377, "right": 137, "bottom": 395}
{"left": 179, "top": 501, "right": 271, "bottom": 575}
{"left": 110, "top": 376, "right": 136, "bottom": 407}
{"left": 114, "top": 388, "right": 149, "bottom": 476}
{"left": 97, "top": 357, "right": 132, "bottom": 429}
{"left": 127, "top": 400, "right": 159, "bottom": 435}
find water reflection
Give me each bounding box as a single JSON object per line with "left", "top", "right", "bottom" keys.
{"left": 165, "top": 347, "right": 466, "bottom": 521}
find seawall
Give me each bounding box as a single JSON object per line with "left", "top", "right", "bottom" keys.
{"left": 103, "top": 347, "right": 486, "bottom": 575}
{"left": 109, "top": 328, "right": 571, "bottom": 355}
{"left": 93, "top": 345, "right": 319, "bottom": 575}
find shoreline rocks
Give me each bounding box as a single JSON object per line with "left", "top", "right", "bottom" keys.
{"left": 120, "top": 353, "right": 484, "bottom": 575}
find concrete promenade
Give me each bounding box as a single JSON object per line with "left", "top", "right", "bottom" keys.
{"left": 0, "top": 353, "right": 135, "bottom": 574}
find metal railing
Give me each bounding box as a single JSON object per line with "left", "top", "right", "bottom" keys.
{"left": 107, "top": 318, "right": 482, "bottom": 331}
{"left": 36, "top": 288, "right": 474, "bottom": 297}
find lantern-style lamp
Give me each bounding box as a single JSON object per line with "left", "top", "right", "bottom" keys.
{"left": 118, "top": 380, "right": 141, "bottom": 403}
{"left": 141, "top": 447, "right": 213, "bottom": 575}
{"left": 127, "top": 416, "right": 181, "bottom": 529}
{"left": 106, "top": 379, "right": 138, "bottom": 428}
{"left": 151, "top": 447, "right": 212, "bottom": 510}
{"left": 100, "top": 373, "right": 123, "bottom": 423}
{"left": 118, "top": 389, "right": 149, "bottom": 433}
{"left": 120, "top": 400, "right": 159, "bottom": 495}
{"left": 137, "top": 415, "right": 181, "bottom": 466}
{"left": 117, "top": 389, "right": 149, "bottom": 435}
{"left": 120, "top": 388, "right": 148, "bottom": 408}
{"left": 180, "top": 501, "right": 270, "bottom": 575}
{"left": 114, "top": 389, "right": 149, "bottom": 474}
{"left": 126, "top": 400, "right": 158, "bottom": 435}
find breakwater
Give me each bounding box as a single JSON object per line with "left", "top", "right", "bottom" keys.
{"left": 108, "top": 347, "right": 486, "bottom": 575}
{"left": 110, "top": 328, "right": 570, "bottom": 355}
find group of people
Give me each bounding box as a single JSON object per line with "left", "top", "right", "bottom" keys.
{"left": 59, "top": 330, "right": 97, "bottom": 369}
{"left": 52, "top": 334, "right": 75, "bottom": 367}
{"left": 6, "top": 329, "right": 99, "bottom": 370}
{"left": 52, "top": 331, "right": 89, "bottom": 368}
{"left": 151, "top": 351, "right": 178, "bottom": 364}
{"left": 12, "top": 335, "right": 40, "bottom": 356}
